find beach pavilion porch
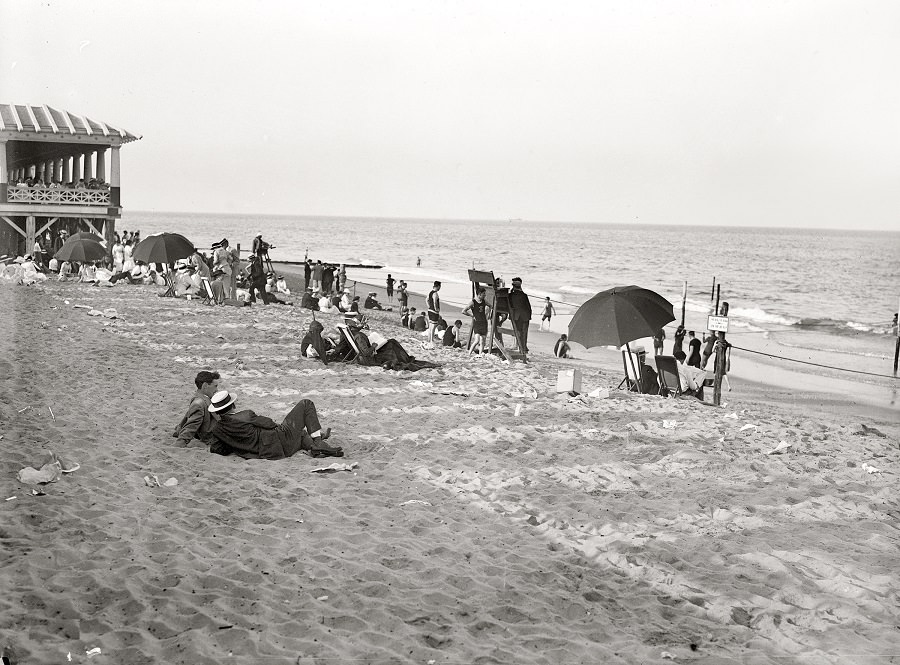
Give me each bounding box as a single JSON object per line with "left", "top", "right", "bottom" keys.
{"left": 0, "top": 103, "right": 140, "bottom": 259}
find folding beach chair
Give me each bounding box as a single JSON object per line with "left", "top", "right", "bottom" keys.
{"left": 654, "top": 355, "right": 682, "bottom": 398}
{"left": 619, "top": 349, "right": 645, "bottom": 393}
{"left": 335, "top": 324, "right": 361, "bottom": 362}
{"left": 200, "top": 277, "right": 216, "bottom": 306}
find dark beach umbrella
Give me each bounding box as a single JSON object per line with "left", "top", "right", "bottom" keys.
{"left": 568, "top": 285, "right": 675, "bottom": 349}
{"left": 568, "top": 285, "right": 675, "bottom": 394}
{"left": 54, "top": 238, "right": 107, "bottom": 263}
{"left": 68, "top": 231, "right": 105, "bottom": 244}
{"left": 132, "top": 232, "right": 194, "bottom": 265}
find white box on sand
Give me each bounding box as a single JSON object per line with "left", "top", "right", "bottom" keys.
{"left": 556, "top": 369, "right": 582, "bottom": 393}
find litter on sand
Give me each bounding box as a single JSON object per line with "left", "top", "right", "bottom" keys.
{"left": 739, "top": 424, "right": 758, "bottom": 432}
{"left": 311, "top": 462, "right": 359, "bottom": 474}
{"left": 16, "top": 452, "right": 73, "bottom": 485}
{"left": 144, "top": 475, "right": 178, "bottom": 487}
{"left": 861, "top": 463, "right": 882, "bottom": 474}
{"left": 399, "top": 499, "right": 432, "bottom": 506}
{"left": 766, "top": 441, "right": 792, "bottom": 455}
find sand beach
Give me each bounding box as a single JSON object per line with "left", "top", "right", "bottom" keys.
{"left": 1, "top": 277, "right": 899, "bottom": 665}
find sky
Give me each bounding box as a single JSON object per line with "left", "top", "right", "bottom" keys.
{"left": 2, "top": 0, "right": 899, "bottom": 230}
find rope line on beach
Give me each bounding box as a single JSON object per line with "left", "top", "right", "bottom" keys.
{"left": 730, "top": 344, "right": 900, "bottom": 380}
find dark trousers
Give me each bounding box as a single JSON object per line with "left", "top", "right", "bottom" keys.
{"left": 249, "top": 280, "right": 267, "bottom": 303}
{"left": 277, "top": 399, "right": 322, "bottom": 455}
{"left": 513, "top": 318, "right": 530, "bottom": 352}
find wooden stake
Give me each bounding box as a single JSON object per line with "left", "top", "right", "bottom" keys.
{"left": 681, "top": 281, "right": 687, "bottom": 328}
{"left": 711, "top": 276, "right": 716, "bottom": 301}
{"left": 713, "top": 301, "right": 729, "bottom": 406}
{"left": 715, "top": 285, "right": 721, "bottom": 316}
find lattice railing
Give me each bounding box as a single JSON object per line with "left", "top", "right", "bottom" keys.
{"left": 6, "top": 187, "right": 110, "bottom": 206}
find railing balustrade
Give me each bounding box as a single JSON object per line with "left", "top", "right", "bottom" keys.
{"left": 6, "top": 187, "right": 111, "bottom": 206}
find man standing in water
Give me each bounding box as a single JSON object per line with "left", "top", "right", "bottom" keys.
{"left": 426, "top": 281, "right": 441, "bottom": 347}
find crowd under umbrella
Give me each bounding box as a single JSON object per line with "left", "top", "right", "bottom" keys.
{"left": 132, "top": 232, "right": 196, "bottom": 297}
{"left": 54, "top": 237, "right": 108, "bottom": 264}
{"left": 567, "top": 285, "right": 676, "bottom": 393}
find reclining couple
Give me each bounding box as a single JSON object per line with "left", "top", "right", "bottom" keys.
{"left": 173, "top": 371, "right": 344, "bottom": 459}
{"left": 300, "top": 318, "right": 440, "bottom": 372}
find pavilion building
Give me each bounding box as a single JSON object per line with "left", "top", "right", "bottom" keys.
{"left": 0, "top": 103, "right": 141, "bottom": 259}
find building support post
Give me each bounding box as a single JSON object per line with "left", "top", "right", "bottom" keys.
{"left": 0, "top": 140, "right": 7, "bottom": 204}
{"left": 63, "top": 156, "right": 71, "bottom": 185}
{"left": 26, "top": 215, "right": 36, "bottom": 259}
{"left": 97, "top": 148, "right": 106, "bottom": 184}
{"left": 83, "top": 152, "right": 93, "bottom": 181}
{"left": 110, "top": 146, "right": 121, "bottom": 207}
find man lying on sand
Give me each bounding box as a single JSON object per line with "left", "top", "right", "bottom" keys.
{"left": 206, "top": 390, "right": 344, "bottom": 459}
{"left": 173, "top": 370, "right": 220, "bottom": 447}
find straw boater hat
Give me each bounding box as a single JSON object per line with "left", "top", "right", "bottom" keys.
{"left": 208, "top": 390, "right": 236, "bottom": 413}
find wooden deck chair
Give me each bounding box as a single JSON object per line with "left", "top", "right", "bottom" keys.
{"left": 620, "top": 349, "right": 645, "bottom": 392}
{"left": 200, "top": 277, "right": 216, "bottom": 306}
{"left": 654, "top": 355, "right": 682, "bottom": 397}
{"left": 335, "top": 324, "right": 361, "bottom": 362}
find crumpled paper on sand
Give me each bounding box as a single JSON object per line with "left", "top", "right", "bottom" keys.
{"left": 311, "top": 462, "right": 359, "bottom": 474}
{"left": 17, "top": 461, "right": 62, "bottom": 485}
{"left": 16, "top": 452, "right": 80, "bottom": 484}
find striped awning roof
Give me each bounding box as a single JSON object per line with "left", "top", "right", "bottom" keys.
{"left": 0, "top": 103, "right": 140, "bottom": 143}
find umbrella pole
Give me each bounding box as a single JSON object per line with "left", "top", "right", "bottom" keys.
{"left": 626, "top": 342, "right": 643, "bottom": 394}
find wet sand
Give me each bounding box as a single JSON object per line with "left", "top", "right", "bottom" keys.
{"left": 1, "top": 277, "right": 898, "bottom": 664}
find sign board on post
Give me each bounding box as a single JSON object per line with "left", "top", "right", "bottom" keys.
{"left": 708, "top": 315, "right": 729, "bottom": 333}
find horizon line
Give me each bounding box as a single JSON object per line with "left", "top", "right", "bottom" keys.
{"left": 125, "top": 209, "right": 898, "bottom": 234}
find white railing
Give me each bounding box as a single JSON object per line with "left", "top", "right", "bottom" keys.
{"left": 6, "top": 187, "right": 110, "bottom": 206}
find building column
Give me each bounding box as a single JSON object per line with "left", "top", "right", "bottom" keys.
{"left": 96, "top": 148, "right": 106, "bottom": 184}
{"left": 83, "top": 152, "right": 93, "bottom": 180}
{"left": 110, "top": 146, "right": 121, "bottom": 207}
{"left": 73, "top": 154, "right": 82, "bottom": 182}
{"left": 26, "top": 215, "right": 36, "bottom": 258}
{"left": 0, "top": 141, "right": 7, "bottom": 204}
{"left": 63, "top": 157, "right": 71, "bottom": 184}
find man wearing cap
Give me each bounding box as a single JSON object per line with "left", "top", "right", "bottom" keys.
{"left": 252, "top": 233, "right": 271, "bottom": 261}
{"left": 173, "top": 371, "right": 220, "bottom": 447}
{"left": 205, "top": 390, "right": 343, "bottom": 459}
{"left": 508, "top": 277, "right": 532, "bottom": 354}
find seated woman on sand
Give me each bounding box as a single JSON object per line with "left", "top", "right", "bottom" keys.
{"left": 205, "top": 390, "right": 344, "bottom": 459}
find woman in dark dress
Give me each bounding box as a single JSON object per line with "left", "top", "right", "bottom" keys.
{"left": 686, "top": 331, "right": 702, "bottom": 368}
{"left": 462, "top": 288, "right": 491, "bottom": 355}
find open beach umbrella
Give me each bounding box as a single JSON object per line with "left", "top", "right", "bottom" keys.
{"left": 132, "top": 232, "right": 194, "bottom": 266}
{"left": 568, "top": 285, "right": 675, "bottom": 348}
{"left": 68, "top": 231, "right": 105, "bottom": 244}
{"left": 54, "top": 238, "right": 107, "bottom": 263}
{"left": 568, "top": 285, "right": 675, "bottom": 393}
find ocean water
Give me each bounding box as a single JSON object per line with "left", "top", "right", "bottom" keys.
{"left": 121, "top": 211, "right": 900, "bottom": 382}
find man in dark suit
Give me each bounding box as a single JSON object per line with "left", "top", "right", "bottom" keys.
{"left": 508, "top": 277, "right": 532, "bottom": 353}
{"left": 173, "top": 370, "right": 220, "bottom": 447}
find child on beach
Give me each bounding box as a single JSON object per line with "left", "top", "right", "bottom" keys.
{"left": 462, "top": 288, "right": 491, "bottom": 355}
{"left": 539, "top": 297, "right": 556, "bottom": 331}
{"left": 554, "top": 334, "right": 571, "bottom": 358}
